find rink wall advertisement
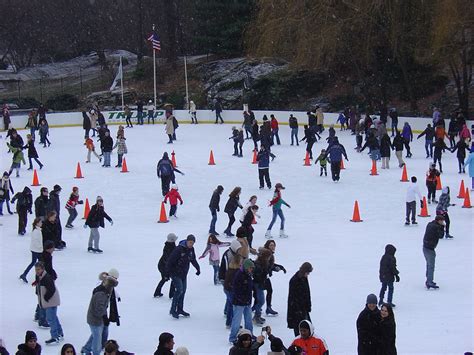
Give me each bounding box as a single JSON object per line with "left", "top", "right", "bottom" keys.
{"left": 3, "top": 109, "right": 433, "bottom": 132}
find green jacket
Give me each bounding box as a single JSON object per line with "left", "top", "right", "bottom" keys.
{"left": 7, "top": 143, "right": 25, "bottom": 164}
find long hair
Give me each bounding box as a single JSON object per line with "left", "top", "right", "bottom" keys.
{"left": 207, "top": 234, "right": 224, "bottom": 245}
{"left": 229, "top": 187, "right": 241, "bottom": 198}
{"left": 32, "top": 217, "right": 42, "bottom": 231}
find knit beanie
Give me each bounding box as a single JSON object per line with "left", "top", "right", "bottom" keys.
{"left": 167, "top": 233, "right": 178, "bottom": 242}
{"left": 175, "top": 347, "right": 190, "bottom": 355}
{"left": 366, "top": 294, "right": 378, "bottom": 305}
{"left": 243, "top": 259, "right": 254, "bottom": 271}
{"left": 25, "top": 330, "right": 37, "bottom": 343}
{"left": 108, "top": 268, "right": 119, "bottom": 279}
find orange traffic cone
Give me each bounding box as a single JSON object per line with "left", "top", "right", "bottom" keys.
{"left": 208, "top": 150, "right": 216, "bottom": 165}
{"left": 418, "top": 196, "right": 430, "bottom": 217}
{"left": 350, "top": 200, "right": 363, "bottom": 222}
{"left": 369, "top": 160, "right": 378, "bottom": 176}
{"left": 82, "top": 198, "right": 90, "bottom": 219}
{"left": 171, "top": 151, "right": 177, "bottom": 168}
{"left": 303, "top": 152, "right": 311, "bottom": 166}
{"left": 436, "top": 175, "right": 442, "bottom": 190}
{"left": 457, "top": 180, "right": 465, "bottom": 198}
{"left": 340, "top": 159, "right": 345, "bottom": 170}
{"left": 400, "top": 165, "right": 408, "bottom": 182}
{"left": 252, "top": 149, "right": 257, "bottom": 164}
{"left": 75, "top": 162, "right": 84, "bottom": 179}
{"left": 462, "top": 188, "right": 472, "bottom": 208}
{"left": 158, "top": 202, "right": 169, "bottom": 223}
{"left": 31, "top": 169, "right": 40, "bottom": 186}
{"left": 120, "top": 158, "right": 129, "bottom": 173}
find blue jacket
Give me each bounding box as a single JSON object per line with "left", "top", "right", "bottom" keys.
{"left": 326, "top": 143, "right": 347, "bottom": 162}
{"left": 166, "top": 240, "right": 200, "bottom": 279}
{"left": 401, "top": 124, "right": 413, "bottom": 141}
{"left": 232, "top": 268, "right": 253, "bottom": 306}
{"left": 464, "top": 151, "right": 474, "bottom": 178}
{"left": 257, "top": 149, "right": 270, "bottom": 169}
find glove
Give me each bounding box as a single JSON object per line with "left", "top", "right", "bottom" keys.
{"left": 196, "top": 270, "right": 201, "bottom": 276}
{"left": 180, "top": 202, "right": 183, "bottom": 205}
{"left": 395, "top": 275, "right": 400, "bottom": 282}
{"left": 282, "top": 266, "right": 287, "bottom": 274}
{"left": 287, "top": 205, "right": 291, "bottom": 208}
{"left": 109, "top": 220, "right": 113, "bottom": 226}
{"left": 420, "top": 200, "right": 424, "bottom": 209}
{"left": 78, "top": 200, "right": 83, "bottom": 204}
{"left": 83, "top": 224, "right": 88, "bottom": 229}
{"left": 199, "top": 256, "right": 204, "bottom": 259}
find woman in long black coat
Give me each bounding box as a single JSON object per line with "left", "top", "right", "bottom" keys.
{"left": 82, "top": 111, "right": 91, "bottom": 139}
{"left": 380, "top": 133, "right": 392, "bottom": 169}
{"left": 378, "top": 303, "right": 397, "bottom": 355}
{"left": 287, "top": 262, "right": 313, "bottom": 336}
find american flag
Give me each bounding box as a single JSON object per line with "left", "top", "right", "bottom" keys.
{"left": 147, "top": 33, "right": 161, "bottom": 51}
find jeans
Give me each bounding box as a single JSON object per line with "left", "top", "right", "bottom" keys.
{"left": 306, "top": 141, "right": 315, "bottom": 159}
{"left": 254, "top": 284, "right": 265, "bottom": 316}
{"left": 35, "top": 304, "right": 48, "bottom": 326}
{"left": 209, "top": 207, "right": 217, "bottom": 233}
{"left": 229, "top": 305, "right": 253, "bottom": 343}
{"left": 406, "top": 201, "right": 416, "bottom": 223}
{"left": 126, "top": 115, "right": 133, "bottom": 127}
{"left": 28, "top": 157, "right": 43, "bottom": 169}
{"left": 66, "top": 208, "right": 78, "bottom": 226}
{"left": 391, "top": 121, "right": 398, "bottom": 136}
{"left": 223, "top": 289, "right": 233, "bottom": 326}
{"left": 379, "top": 281, "right": 394, "bottom": 303}
{"left": 148, "top": 111, "right": 154, "bottom": 124}
{"left": 291, "top": 128, "right": 299, "bottom": 145}
{"left": 272, "top": 128, "right": 280, "bottom": 145}
{"left": 215, "top": 111, "right": 223, "bottom": 123}
{"left": 103, "top": 152, "right": 111, "bottom": 166}
{"left": 244, "top": 125, "right": 252, "bottom": 139}
{"left": 117, "top": 154, "right": 123, "bottom": 167}
{"left": 423, "top": 247, "right": 436, "bottom": 284}
{"left": 267, "top": 208, "right": 284, "bottom": 231}
{"left": 225, "top": 212, "right": 235, "bottom": 233}
{"left": 83, "top": 324, "right": 104, "bottom": 355}
{"left": 21, "top": 251, "right": 42, "bottom": 278}
{"left": 170, "top": 276, "right": 187, "bottom": 314}
{"left": 212, "top": 264, "right": 219, "bottom": 285}
{"left": 88, "top": 228, "right": 100, "bottom": 249}
{"left": 45, "top": 306, "right": 63, "bottom": 339}
{"left": 425, "top": 141, "right": 433, "bottom": 157}
{"left": 137, "top": 111, "right": 144, "bottom": 125}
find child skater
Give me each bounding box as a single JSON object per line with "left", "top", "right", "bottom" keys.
{"left": 19, "top": 217, "right": 43, "bottom": 283}
{"left": 265, "top": 183, "right": 290, "bottom": 239}
{"left": 223, "top": 187, "right": 243, "bottom": 237}
{"left": 199, "top": 234, "right": 231, "bottom": 285}
{"left": 154, "top": 233, "right": 177, "bottom": 298}
{"left": 84, "top": 137, "right": 102, "bottom": 163}
{"left": 426, "top": 163, "right": 440, "bottom": 204}
{"left": 164, "top": 184, "right": 183, "bottom": 219}
{"left": 6, "top": 142, "right": 26, "bottom": 177}
{"left": 240, "top": 195, "right": 260, "bottom": 224}
{"left": 23, "top": 134, "right": 43, "bottom": 170}
{"left": 315, "top": 149, "right": 328, "bottom": 176}
{"left": 65, "top": 186, "right": 83, "bottom": 228}
{"left": 230, "top": 127, "right": 240, "bottom": 157}
{"left": 112, "top": 134, "right": 128, "bottom": 168}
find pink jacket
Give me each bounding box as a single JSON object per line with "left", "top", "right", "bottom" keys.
{"left": 201, "top": 242, "right": 231, "bottom": 262}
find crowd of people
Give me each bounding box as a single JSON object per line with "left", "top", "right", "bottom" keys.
{"left": 1, "top": 102, "right": 473, "bottom": 355}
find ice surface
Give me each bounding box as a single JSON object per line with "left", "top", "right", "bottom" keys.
{"left": 1, "top": 122, "right": 472, "bottom": 354}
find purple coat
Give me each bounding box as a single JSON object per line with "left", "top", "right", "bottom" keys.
{"left": 401, "top": 124, "right": 413, "bottom": 141}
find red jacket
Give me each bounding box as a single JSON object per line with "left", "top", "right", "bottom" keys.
{"left": 271, "top": 118, "right": 279, "bottom": 130}
{"left": 164, "top": 188, "right": 183, "bottom": 205}
{"left": 65, "top": 193, "right": 82, "bottom": 209}
{"left": 292, "top": 336, "right": 328, "bottom": 355}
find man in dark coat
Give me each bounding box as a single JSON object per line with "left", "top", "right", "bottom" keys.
{"left": 11, "top": 186, "right": 32, "bottom": 235}
{"left": 166, "top": 235, "right": 200, "bottom": 319}
{"left": 157, "top": 152, "right": 184, "bottom": 196}
{"left": 287, "top": 262, "right": 313, "bottom": 336}
{"left": 326, "top": 138, "right": 348, "bottom": 182}
{"left": 208, "top": 185, "right": 224, "bottom": 235}
{"left": 378, "top": 244, "right": 400, "bottom": 307}
{"left": 34, "top": 187, "right": 49, "bottom": 220}
{"left": 356, "top": 294, "right": 380, "bottom": 355}
{"left": 101, "top": 130, "right": 113, "bottom": 167}
{"left": 257, "top": 146, "right": 271, "bottom": 190}
{"left": 84, "top": 196, "right": 113, "bottom": 253}
{"left": 423, "top": 215, "right": 445, "bottom": 289}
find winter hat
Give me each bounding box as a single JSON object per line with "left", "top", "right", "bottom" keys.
{"left": 96, "top": 196, "right": 103, "bottom": 202}
{"left": 275, "top": 183, "right": 285, "bottom": 189}
{"left": 167, "top": 233, "right": 178, "bottom": 242}
{"left": 217, "top": 185, "right": 224, "bottom": 193}
{"left": 171, "top": 184, "right": 178, "bottom": 190}
{"left": 236, "top": 226, "right": 247, "bottom": 239}
{"left": 108, "top": 268, "right": 119, "bottom": 279}
{"left": 186, "top": 234, "right": 196, "bottom": 243}
{"left": 2, "top": 171, "right": 8, "bottom": 177}
{"left": 299, "top": 262, "right": 313, "bottom": 274}
{"left": 53, "top": 184, "right": 62, "bottom": 192}
{"left": 175, "top": 347, "right": 190, "bottom": 355}
{"left": 25, "top": 330, "right": 37, "bottom": 343}
{"left": 243, "top": 259, "right": 255, "bottom": 271}
{"left": 158, "top": 332, "right": 174, "bottom": 345}
{"left": 237, "top": 328, "right": 252, "bottom": 339}
{"left": 43, "top": 240, "right": 55, "bottom": 250}
{"left": 299, "top": 320, "right": 311, "bottom": 330}
{"left": 366, "top": 294, "right": 378, "bottom": 305}
{"left": 104, "top": 340, "right": 119, "bottom": 353}
{"left": 435, "top": 215, "right": 445, "bottom": 222}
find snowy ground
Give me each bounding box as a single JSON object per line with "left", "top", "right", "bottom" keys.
{"left": 0, "top": 122, "right": 472, "bottom": 354}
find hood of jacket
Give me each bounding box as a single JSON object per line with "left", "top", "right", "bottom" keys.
{"left": 298, "top": 319, "right": 314, "bottom": 337}
{"left": 385, "top": 244, "right": 396, "bottom": 256}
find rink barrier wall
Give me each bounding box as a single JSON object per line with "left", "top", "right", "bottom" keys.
{"left": 3, "top": 109, "right": 434, "bottom": 133}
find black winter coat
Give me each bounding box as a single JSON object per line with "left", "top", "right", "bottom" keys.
{"left": 47, "top": 191, "right": 61, "bottom": 216}
{"left": 11, "top": 188, "right": 32, "bottom": 213}
{"left": 82, "top": 111, "right": 91, "bottom": 130}
{"left": 423, "top": 221, "right": 444, "bottom": 250}
{"left": 361, "top": 135, "right": 380, "bottom": 152}
{"left": 357, "top": 306, "right": 381, "bottom": 355}
{"left": 378, "top": 317, "right": 397, "bottom": 355}
{"left": 166, "top": 241, "right": 200, "bottom": 279}
{"left": 209, "top": 190, "right": 221, "bottom": 210}
{"left": 153, "top": 346, "right": 173, "bottom": 355}
{"left": 253, "top": 261, "right": 269, "bottom": 286}
{"left": 40, "top": 251, "right": 57, "bottom": 280}
{"left": 379, "top": 245, "right": 399, "bottom": 283}
{"left": 392, "top": 135, "right": 404, "bottom": 151}
{"left": 232, "top": 269, "right": 253, "bottom": 306}
{"left": 452, "top": 140, "right": 470, "bottom": 159}
{"left": 23, "top": 140, "right": 39, "bottom": 158}
{"left": 158, "top": 242, "right": 176, "bottom": 275}
{"left": 224, "top": 196, "right": 242, "bottom": 214}
{"left": 15, "top": 343, "right": 41, "bottom": 355}
{"left": 380, "top": 135, "right": 392, "bottom": 158}
{"left": 34, "top": 195, "right": 49, "bottom": 218}
{"left": 417, "top": 127, "right": 434, "bottom": 142}
{"left": 42, "top": 219, "right": 59, "bottom": 246}
{"left": 287, "top": 272, "right": 311, "bottom": 329}
{"left": 101, "top": 136, "right": 113, "bottom": 152}
{"left": 85, "top": 204, "right": 112, "bottom": 228}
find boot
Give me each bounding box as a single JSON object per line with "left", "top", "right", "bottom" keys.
{"left": 279, "top": 229, "right": 288, "bottom": 238}
{"left": 265, "top": 307, "right": 278, "bottom": 316}
{"left": 265, "top": 230, "right": 272, "bottom": 239}
{"left": 177, "top": 309, "right": 190, "bottom": 317}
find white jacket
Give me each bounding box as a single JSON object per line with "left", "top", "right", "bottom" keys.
{"left": 146, "top": 103, "right": 155, "bottom": 111}
{"left": 406, "top": 182, "right": 422, "bottom": 202}
{"left": 30, "top": 228, "right": 43, "bottom": 253}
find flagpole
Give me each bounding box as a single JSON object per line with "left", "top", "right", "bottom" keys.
{"left": 184, "top": 55, "right": 189, "bottom": 109}
{"left": 153, "top": 24, "right": 157, "bottom": 109}
{"left": 120, "top": 56, "right": 124, "bottom": 110}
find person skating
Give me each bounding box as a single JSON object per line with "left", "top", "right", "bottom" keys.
{"left": 209, "top": 185, "right": 224, "bottom": 235}
{"left": 135, "top": 99, "right": 144, "bottom": 125}
{"left": 451, "top": 139, "right": 470, "bottom": 173}
{"left": 425, "top": 163, "right": 440, "bottom": 204}
{"left": 356, "top": 294, "right": 380, "bottom": 355}
{"left": 164, "top": 184, "right": 183, "bottom": 219}
{"left": 189, "top": 100, "right": 198, "bottom": 124}
{"left": 325, "top": 138, "right": 348, "bottom": 182}
{"left": 241, "top": 205, "right": 259, "bottom": 251}
{"left": 291, "top": 320, "right": 329, "bottom": 355}
{"left": 243, "top": 110, "right": 254, "bottom": 139}
{"left": 270, "top": 114, "right": 281, "bottom": 145}
{"left": 337, "top": 111, "right": 347, "bottom": 130}
{"left": 11, "top": 186, "right": 32, "bottom": 235}
{"left": 38, "top": 118, "right": 51, "bottom": 147}
{"left": 42, "top": 211, "right": 63, "bottom": 250}
{"left": 287, "top": 262, "right": 313, "bottom": 337}
{"left": 251, "top": 119, "right": 260, "bottom": 151}
{"left": 166, "top": 235, "right": 200, "bottom": 319}
{"left": 223, "top": 187, "right": 243, "bottom": 237}
{"left": 389, "top": 108, "right": 398, "bottom": 136}
{"left": 256, "top": 145, "right": 272, "bottom": 190}
{"left": 252, "top": 248, "right": 272, "bottom": 325}
{"left": 165, "top": 111, "right": 175, "bottom": 143}
{"left": 401, "top": 122, "right": 413, "bottom": 158}
{"left": 464, "top": 148, "right": 474, "bottom": 190}
{"left": 405, "top": 176, "right": 423, "bottom": 225}
{"left": 23, "top": 134, "right": 43, "bottom": 170}
{"left": 112, "top": 134, "right": 127, "bottom": 168}
{"left": 157, "top": 152, "right": 184, "bottom": 197}
{"left": 213, "top": 98, "right": 224, "bottom": 124}
{"left": 417, "top": 123, "right": 435, "bottom": 158}
{"left": 360, "top": 131, "right": 381, "bottom": 165}
{"left": 2, "top": 104, "right": 11, "bottom": 132}
{"left": 65, "top": 187, "right": 83, "bottom": 228}
{"left": 380, "top": 132, "right": 392, "bottom": 169}
{"left": 199, "top": 234, "right": 230, "bottom": 285}
{"left": 229, "top": 328, "right": 264, "bottom": 354}
{"left": 265, "top": 183, "right": 290, "bottom": 238}
{"left": 379, "top": 303, "right": 397, "bottom": 355}
{"left": 262, "top": 239, "right": 286, "bottom": 316}
{"left": 289, "top": 114, "right": 299, "bottom": 146}
{"left": 84, "top": 196, "right": 113, "bottom": 253}
{"left": 82, "top": 110, "right": 92, "bottom": 138}
{"left": 101, "top": 131, "right": 113, "bottom": 167}
{"left": 19, "top": 217, "right": 44, "bottom": 283}
{"left": 84, "top": 137, "right": 101, "bottom": 163}
{"left": 300, "top": 125, "right": 317, "bottom": 160}
{"left": 422, "top": 215, "right": 445, "bottom": 289}
{"left": 436, "top": 187, "right": 455, "bottom": 238}
{"left": 229, "top": 127, "right": 243, "bottom": 157}
{"left": 15, "top": 330, "right": 41, "bottom": 355}
{"left": 378, "top": 244, "right": 400, "bottom": 308}
{"left": 433, "top": 137, "right": 449, "bottom": 173}
{"left": 240, "top": 195, "right": 260, "bottom": 224}
{"left": 34, "top": 187, "right": 49, "bottom": 220}
{"left": 0, "top": 171, "right": 14, "bottom": 215}
{"left": 392, "top": 131, "right": 405, "bottom": 168}
{"left": 154, "top": 233, "right": 177, "bottom": 298}
{"left": 260, "top": 118, "right": 276, "bottom": 161}
{"left": 34, "top": 261, "right": 64, "bottom": 345}
{"left": 47, "top": 185, "right": 63, "bottom": 246}
{"left": 6, "top": 142, "right": 25, "bottom": 177}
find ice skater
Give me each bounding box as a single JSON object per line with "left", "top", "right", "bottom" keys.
{"left": 417, "top": 124, "right": 435, "bottom": 158}
{"left": 6, "top": 142, "right": 26, "bottom": 177}
{"left": 422, "top": 215, "right": 445, "bottom": 289}
{"left": 325, "top": 138, "right": 348, "bottom": 182}
{"left": 65, "top": 187, "right": 83, "bottom": 228}
{"left": 425, "top": 163, "right": 440, "bottom": 203}
{"left": 265, "top": 183, "right": 290, "bottom": 239}
{"left": 153, "top": 233, "right": 177, "bottom": 298}
{"left": 209, "top": 185, "right": 224, "bottom": 235}
{"left": 157, "top": 152, "right": 184, "bottom": 196}
{"left": 257, "top": 146, "right": 271, "bottom": 190}
{"left": 112, "top": 134, "right": 127, "bottom": 168}
{"left": 84, "top": 137, "right": 101, "bottom": 163}
{"left": 11, "top": 186, "right": 32, "bottom": 235}
{"left": 464, "top": 148, "right": 474, "bottom": 190}
{"left": 199, "top": 234, "right": 230, "bottom": 285}
{"left": 436, "top": 187, "right": 455, "bottom": 239}
{"left": 223, "top": 187, "right": 243, "bottom": 237}
{"left": 451, "top": 139, "right": 470, "bottom": 173}
{"left": 24, "top": 134, "right": 44, "bottom": 170}
{"left": 378, "top": 244, "right": 400, "bottom": 307}
{"left": 405, "top": 176, "right": 422, "bottom": 226}
{"left": 164, "top": 184, "right": 183, "bottom": 218}
{"left": 84, "top": 196, "right": 113, "bottom": 253}
{"left": 0, "top": 171, "right": 14, "bottom": 215}
{"left": 314, "top": 149, "right": 328, "bottom": 176}
{"left": 300, "top": 125, "right": 317, "bottom": 160}
{"left": 433, "top": 137, "right": 449, "bottom": 173}
{"left": 19, "top": 217, "right": 44, "bottom": 283}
